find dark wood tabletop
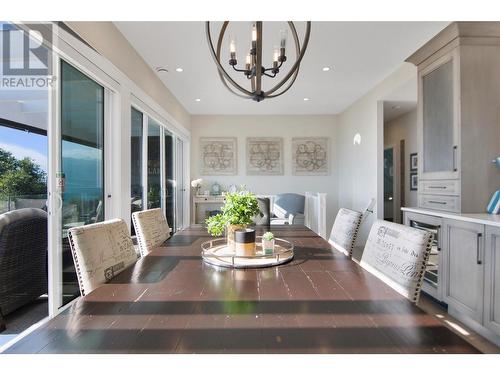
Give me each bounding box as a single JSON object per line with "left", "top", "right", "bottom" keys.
{"left": 4, "top": 225, "right": 480, "bottom": 354}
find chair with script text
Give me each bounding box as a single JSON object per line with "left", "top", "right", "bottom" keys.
{"left": 68, "top": 219, "right": 138, "bottom": 296}
{"left": 132, "top": 208, "right": 171, "bottom": 257}
{"left": 360, "top": 220, "right": 433, "bottom": 303}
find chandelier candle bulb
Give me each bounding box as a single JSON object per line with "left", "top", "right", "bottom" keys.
{"left": 251, "top": 23, "right": 257, "bottom": 50}
{"left": 273, "top": 47, "right": 279, "bottom": 69}
{"left": 229, "top": 37, "right": 237, "bottom": 62}
{"left": 245, "top": 54, "right": 251, "bottom": 70}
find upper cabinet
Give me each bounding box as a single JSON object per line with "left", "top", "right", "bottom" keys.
{"left": 407, "top": 22, "right": 500, "bottom": 213}
{"left": 420, "top": 53, "right": 458, "bottom": 180}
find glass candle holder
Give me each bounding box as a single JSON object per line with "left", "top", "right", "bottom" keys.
{"left": 262, "top": 238, "right": 275, "bottom": 255}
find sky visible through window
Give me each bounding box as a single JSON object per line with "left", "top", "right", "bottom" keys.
{"left": 0, "top": 125, "right": 48, "bottom": 171}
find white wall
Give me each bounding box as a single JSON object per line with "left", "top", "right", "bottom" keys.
{"left": 191, "top": 115, "right": 339, "bottom": 232}
{"left": 337, "top": 63, "right": 417, "bottom": 245}
{"left": 384, "top": 108, "right": 418, "bottom": 210}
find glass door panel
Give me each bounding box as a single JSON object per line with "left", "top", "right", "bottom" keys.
{"left": 147, "top": 119, "right": 161, "bottom": 209}
{"left": 60, "top": 60, "right": 104, "bottom": 306}
{"left": 175, "top": 138, "right": 185, "bottom": 231}
{"left": 164, "top": 130, "right": 174, "bottom": 231}
{"left": 130, "top": 108, "right": 143, "bottom": 234}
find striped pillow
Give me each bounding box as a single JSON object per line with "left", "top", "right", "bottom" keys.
{"left": 487, "top": 190, "right": 500, "bottom": 214}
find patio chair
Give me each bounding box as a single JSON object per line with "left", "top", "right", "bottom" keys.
{"left": 360, "top": 219, "right": 433, "bottom": 303}
{"left": 68, "top": 218, "right": 138, "bottom": 296}
{"left": 328, "top": 208, "right": 363, "bottom": 257}
{"left": 132, "top": 208, "right": 171, "bottom": 256}
{"left": 0, "top": 208, "right": 48, "bottom": 317}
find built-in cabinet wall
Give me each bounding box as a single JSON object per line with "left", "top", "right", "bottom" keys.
{"left": 407, "top": 22, "right": 500, "bottom": 213}
{"left": 404, "top": 209, "right": 500, "bottom": 346}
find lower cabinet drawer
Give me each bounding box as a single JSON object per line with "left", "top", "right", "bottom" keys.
{"left": 419, "top": 194, "right": 460, "bottom": 212}
{"left": 420, "top": 179, "right": 460, "bottom": 195}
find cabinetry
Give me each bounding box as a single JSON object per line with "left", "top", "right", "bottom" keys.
{"left": 443, "top": 219, "right": 484, "bottom": 324}
{"left": 403, "top": 208, "right": 500, "bottom": 346}
{"left": 407, "top": 22, "right": 500, "bottom": 213}
{"left": 191, "top": 195, "right": 225, "bottom": 225}
{"left": 484, "top": 226, "right": 500, "bottom": 337}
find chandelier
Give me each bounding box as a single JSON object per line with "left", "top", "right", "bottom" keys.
{"left": 206, "top": 21, "right": 311, "bottom": 102}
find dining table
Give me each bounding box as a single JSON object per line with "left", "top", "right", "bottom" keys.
{"left": 4, "top": 225, "right": 480, "bottom": 353}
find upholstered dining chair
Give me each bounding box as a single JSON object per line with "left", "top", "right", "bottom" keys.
{"left": 132, "top": 208, "right": 171, "bottom": 257}
{"left": 271, "top": 193, "right": 305, "bottom": 225}
{"left": 68, "top": 218, "right": 138, "bottom": 296}
{"left": 360, "top": 220, "right": 433, "bottom": 303}
{"left": 328, "top": 208, "right": 363, "bottom": 257}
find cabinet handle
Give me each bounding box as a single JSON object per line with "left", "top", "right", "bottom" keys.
{"left": 428, "top": 200, "right": 447, "bottom": 205}
{"left": 453, "top": 146, "right": 458, "bottom": 172}
{"left": 429, "top": 186, "right": 447, "bottom": 189}
{"left": 477, "top": 233, "right": 483, "bottom": 265}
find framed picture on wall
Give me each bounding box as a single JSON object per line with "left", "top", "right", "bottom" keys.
{"left": 291, "top": 137, "right": 329, "bottom": 175}
{"left": 410, "top": 172, "right": 418, "bottom": 191}
{"left": 199, "top": 137, "right": 237, "bottom": 175}
{"left": 410, "top": 153, "right": 418, "bottom": 172}
{"left": 246, "top": 137, "right": 284, "bottom": 175}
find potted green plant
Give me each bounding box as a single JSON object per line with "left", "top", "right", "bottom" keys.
{"left": 206, "top": 189, "right": 260, "bottom": 249}
{"left": 262, "top": 232, "right": 275, "bottom": 255}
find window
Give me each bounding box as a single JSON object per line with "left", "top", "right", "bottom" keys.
{"left": 60, "top": 60, "right": 104, "bottom": 305}
{"left": 130, "top": 107, "right": 143, "bottom": 233}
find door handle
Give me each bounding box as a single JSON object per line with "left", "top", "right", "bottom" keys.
{"left": 429, "top": 200, "right": 447, "bottom": 205}
{"left": 477, "top": 233, "right": 483, "bottom": 265}
{"left": 453, "top": 146, "right": 458, "bottom": 172}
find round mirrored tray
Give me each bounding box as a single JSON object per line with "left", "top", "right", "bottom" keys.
{"left": 201, "top": 236, "right": 294, "bottom": 268}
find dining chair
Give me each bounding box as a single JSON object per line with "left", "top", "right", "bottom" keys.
{"left": 132, "top": 208, "right": 171, "bottom": 256}
{"left": 68, "top": 218, "right": 138, "bottom": 296}
{"left": 328, "top": 208, "right": 363, "bottom": 257}
{"left": 360, "top": 219, "right": 433, "bottom": 303}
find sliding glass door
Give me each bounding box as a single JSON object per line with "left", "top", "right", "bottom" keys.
{"left": 164, "top": 129, "right": 174, "bottom": 230}
{"left": 131, "top": 108, "right": 185, "bottom": 233}
{"left": 59, "top": 60, "right": 104, "bottom": 306}
{"left": 147, "top": 118, "right": 161, "bottom": 210}
{"left": 130, "top": 108, "right": 143, "bottom": 234}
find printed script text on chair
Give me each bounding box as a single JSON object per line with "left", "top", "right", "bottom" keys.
{"left": 0, "top": 208, "right": 48, "bottom": 317}
{"left": 328, "top": 208, "right": 363, "bottom": 257}
{"left": 360, "top": 220, "right": 433, "bottom": 303}
{"left": 132, "top": 208, "right": 171, "bottom": 256}
{"left": 68, "top": 219, "right": 138, "bottom": 296}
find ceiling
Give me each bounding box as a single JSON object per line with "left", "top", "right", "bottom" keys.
{"left": 383, "top": 100, "right": 417, "bottom": 122}
{"left": 114, "top": 21, "right": 449, "bottom": 115}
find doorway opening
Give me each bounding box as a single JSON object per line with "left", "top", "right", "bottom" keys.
{"left": 382, "top": 100, "right": 417, "bottom": 224}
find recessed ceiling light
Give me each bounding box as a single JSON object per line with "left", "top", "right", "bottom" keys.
{"left": 155, "top": 67, "right": 168, "bottom": 73}
{"left": 303, "top": 97, "right": 310, "bottom": 101}
{"left": 322, "top": 66, "right": 331, "bottom": 72}
{"left": 195, "top": 98, "right": 201, "bottom": 102}
{"left": 175, "top": 67, "right": 184, "bottom": 72}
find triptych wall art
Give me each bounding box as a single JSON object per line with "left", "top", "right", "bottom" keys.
{"left": 199, "top": 137, "right": 329, "bottom": 176}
